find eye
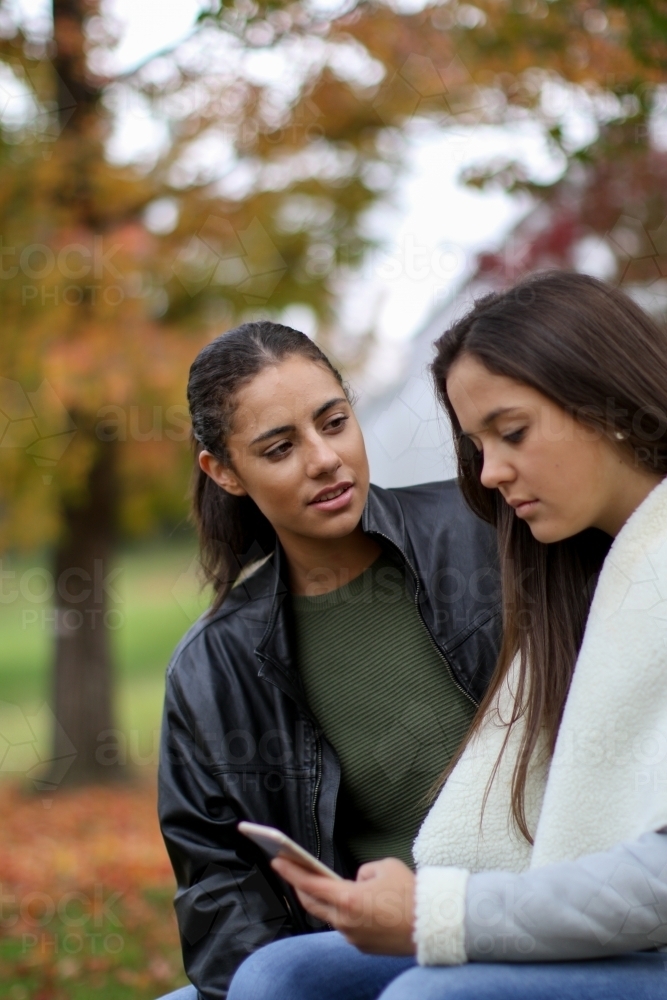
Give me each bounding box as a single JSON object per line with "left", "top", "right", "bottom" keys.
{"left": 324, "top": 414, "right": 348, "bottom": 432}
{"left": 265, "top": 440, "right": 292, "bottom": 460}
{"left": 502, "top": 427, "right": 526, "bottom": 445}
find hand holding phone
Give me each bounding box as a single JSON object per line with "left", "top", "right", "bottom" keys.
{"left": 238, "top": 821, "right": 342, "bottom": 880}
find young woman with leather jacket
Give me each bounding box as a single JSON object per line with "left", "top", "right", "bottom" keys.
{"left": 157, "top": 322, "right": 502, "bottom": 1000}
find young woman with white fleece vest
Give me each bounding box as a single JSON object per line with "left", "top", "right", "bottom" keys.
{"left": 226, "top": 271, "right": 667, "bottom": 1000}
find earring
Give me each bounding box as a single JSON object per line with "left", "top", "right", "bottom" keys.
{"left": 615, "top": 430, "right": 627, "bottom": 440}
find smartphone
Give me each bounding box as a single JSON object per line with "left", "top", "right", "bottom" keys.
{"left": 238, "top": 821, "right": 342, "bottom": 880}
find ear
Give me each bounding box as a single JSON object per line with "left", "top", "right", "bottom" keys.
{"left": 198, "top": 450, "right": 248, "bottom": 497}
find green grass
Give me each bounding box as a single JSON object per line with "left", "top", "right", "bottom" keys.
{"left": 0, "top": 541, "right": 213, "bottom": 768}
{"left": 0, "top": 542, "right": 210, "bottom": 998}
{"left": 0, "top": 891, "right": 188, "bottom": 1000}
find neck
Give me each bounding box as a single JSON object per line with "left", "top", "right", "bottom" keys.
{"left": 278, "top": 522, "right": 382, "bottom": 596}
{"left": 598, "top": 467, "right": 664, "bottom": 537}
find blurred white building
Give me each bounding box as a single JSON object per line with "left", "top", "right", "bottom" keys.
{"left": 358, "top": 274, "right": 499, "bottom": 488}
{"left": 356, "top": 200, "right": 558, "bottom": 488}
{"left": 357, "top": 188, "right": 667, "bottom": 488}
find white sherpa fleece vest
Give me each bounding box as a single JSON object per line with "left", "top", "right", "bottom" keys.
{"left": 412, "top": 476, "right": 667, "bottom": 964}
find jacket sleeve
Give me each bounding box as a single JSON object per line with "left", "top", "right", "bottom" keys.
{"left": 158, "top": 671, "right": 295, "bottom": 1000}
{"left": 414, "top": 830, "right": 667, "bottom": 964}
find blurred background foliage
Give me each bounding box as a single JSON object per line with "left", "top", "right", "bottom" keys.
{"left": 1, "top": 0, "right": 667, "bottom": 771}
{"left": 1, "top": 0, "right": 667, "bottom": 993}
{"left": 1, "top": 0, "right": 666, "bottom": 566}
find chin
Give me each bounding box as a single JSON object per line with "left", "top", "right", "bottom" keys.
{"left": 330, "top": 512, "right": 363, "bottom": 538}
{"left": 527, "top": 520, "right": 577, "bottom": 544}
{"left": 310, "top": 509, "right": 361, "bottom": 539}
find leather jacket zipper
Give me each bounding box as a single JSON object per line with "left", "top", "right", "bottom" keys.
{"left": 311, "top": 733, "right": 333, "bottom": 928}
{"left": 259, "top": 644, "right": 326, "bottom": 862}
{"left": 311, "top": 733, "right": 323, "bottom": 859}
{"left": 371, "top": 531, "right": 479, "bottom": 709}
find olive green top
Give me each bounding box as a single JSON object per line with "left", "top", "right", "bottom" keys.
{"left": 291, "top": 549, "right": 476, "bottom": 868}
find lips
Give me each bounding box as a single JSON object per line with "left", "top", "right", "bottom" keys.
{"left": 509, "top": 498, "right": 539, "bottom": 517}
{"left": 308, "top": 481, "right": 354, "bottom": 510}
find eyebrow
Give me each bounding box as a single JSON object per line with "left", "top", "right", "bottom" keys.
{"left": 249, "top": 396, "right": 348, "bottom": 446}
{"left": 482, "top": 406, "right": 521, "bottom": 425}
{"left": 461, "top": 406, "right": 522, "bottom": 436}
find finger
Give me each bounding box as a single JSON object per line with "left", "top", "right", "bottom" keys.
{"left": 271, "top": 858, "right": 347, "bottom": 903}
{"left": 356, "top": 862, "right": 381, "bottom": 882}
{"left": 296, "top": 889, "right": 365, "bottom": 932}
{"left": 271, "top": 858, "right": 366, "bottom": 927}
{"left": 294, "top": 889, "right": 340, "bottom": 924}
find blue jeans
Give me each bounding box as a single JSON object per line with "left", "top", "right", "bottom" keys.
{"left": 227, "top": 931, "right": 667, "bottom": 1000}
{"left": 155, "top": 988, "right": 198, "bottom": 1000}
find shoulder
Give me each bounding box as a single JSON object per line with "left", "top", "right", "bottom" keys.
{"left": 384, "top": 479, "right": 466, "bottom": 515}
{"left": 373, "top": 480, "right": 496, "bottom": 547}
{"left": 165, "top": 556, "right": 279, "bottom": 690}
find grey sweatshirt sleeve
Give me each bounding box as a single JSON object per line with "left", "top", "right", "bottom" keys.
{"left": 464, "top": 830, "right": 667, "bottom": 962}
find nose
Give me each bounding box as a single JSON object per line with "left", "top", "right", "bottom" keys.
{"left": 479, "top": 445, "right": 516, "bottom": 492}
{"left": 304, "top": 432, "right": 342, "bottom": 479}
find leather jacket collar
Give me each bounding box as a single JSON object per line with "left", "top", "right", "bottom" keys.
{"left": 249, "top": 482, "right": 499, "bottom": 708}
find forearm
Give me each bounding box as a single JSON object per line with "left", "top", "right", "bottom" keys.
{"left": 464, "top": 830, "right": 667, "bottom": 962}
{"left": 172, "top": 862, "right": 294, "bottom": 999}
{"left": 159, "top": 690, "right": 296, "bottom": 997}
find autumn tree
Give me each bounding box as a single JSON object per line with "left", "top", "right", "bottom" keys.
{"left": 0, "top": 0, "right": 381, "bottom": 785}
{"left": 1, "top": 0, "right": 666, "bottom": 784}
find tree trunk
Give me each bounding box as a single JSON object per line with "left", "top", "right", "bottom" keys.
{"left": 42, "top": 0, "right": 126, "bottom": 787}
{"left": 53, "top": 0, "right": 101, "bottom": 137}
{"left": 47, "top": 438, "right": 123, "bottom": 786}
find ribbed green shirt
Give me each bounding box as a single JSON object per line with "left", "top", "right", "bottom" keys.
{"left": 291, "top": 549, "right": 476, "bottom": 868}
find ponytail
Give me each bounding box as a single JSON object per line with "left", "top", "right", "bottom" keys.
{"left": 187, "top": 321, "right": 346, "bottom": 613}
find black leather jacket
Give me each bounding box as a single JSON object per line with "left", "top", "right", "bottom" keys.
{"left": 158, "top": 481, "right": 502, "bottom": 999}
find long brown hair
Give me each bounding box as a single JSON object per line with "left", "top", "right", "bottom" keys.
{"left": 432, "top": 271, "right": 667, "bottom": 841}
{"left": 187, "top": 321, "right": 346, "bottom": 614}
